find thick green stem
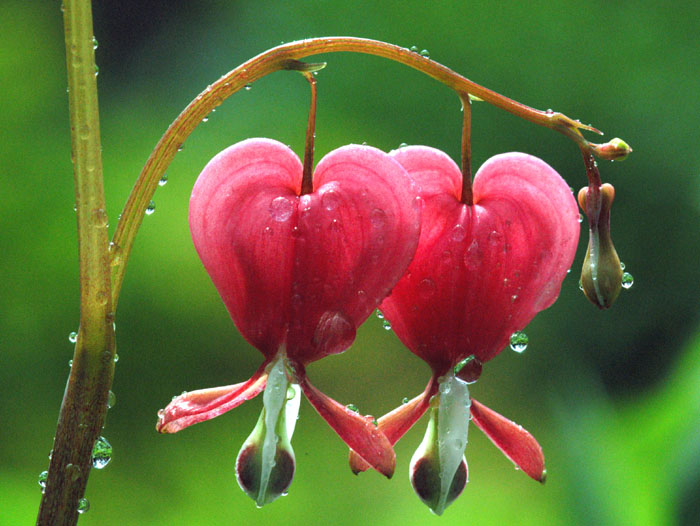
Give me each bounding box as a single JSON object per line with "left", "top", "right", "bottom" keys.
{"left": 110, "top": 37, "right": 622, "bottom": 307}
{"left": 37, "top": 0, "right": 115, "bottom": 524}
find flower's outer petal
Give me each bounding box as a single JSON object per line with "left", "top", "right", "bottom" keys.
{"left": 189, "top": 139, "right": 420, "bottom": 364}
{"left": 189, "top": 139, "right": 301, "bottom": 358}
{"left": 299, "top": 375, "right": 396, "bottom": 478}
{"left": 383, "top": 147, "right": 579, "bottom": 368}
{"left": 157, "top": 363, "right": 268, "bottom": 433}
{"left": 470, "top": 398, "right": 546, "bottom": 483}
{"left": 349, "top": 376, "right": 437, "bottom": 474}
{"left": 288, "top": 144, "right": 421, "bottom": 363}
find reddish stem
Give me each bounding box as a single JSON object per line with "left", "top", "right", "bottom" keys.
{"left": 300, "top": 72, "right": 317, "bottom": 195}
{"left": 459, "top": 93, "right": 473, "bottom": 205}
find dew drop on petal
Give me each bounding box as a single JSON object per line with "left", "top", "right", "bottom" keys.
{"left": 370, "top": 208, "right": 387, "bottom": 228}
{"left": 321, "top": 189, "right": 340, "bottom": 211}
{"left": 92, "top": 436, "right": 113, "bottom": 469}
{"left": 463, "top": 240, "right": 480, "bottom": 270}
{"left": 269, "top": 196, "right": 294, "bottom": 222}
{"left": 578, "top": 278, "right": 584, "bottom": 291}
{"left": 509, "top": 331, "right": 528, "bottom": 353}
{"left": 375, "top": 309, "right": 384, "bottom": 320}
{"left": 418, "top": 278, "right": 437, "bottom": 299}
{"left": 382, "top": 319, "right": 392, "bottom": 331}
{"left": 578, "top": 213, "right": 584, "bottom": 223}
{"left": 621, "top": 272, "right": 634, "bottom": 289}
{"left": 451, "top": 224, "right": 466, "bottom": 242}
{"left": 488, "top": 230, "right": 502, "bottom": 246}
{"left": 346, "top": 404, "right": 359, "bottom": 413}
{"left": 402, "top": 397, "right": 410, "bottom": 404}
{"left": 399, "top": 142, "right": 408, "bottom": 148}
{"left": 145, "top": 201, "right": 156, "bottom": 215}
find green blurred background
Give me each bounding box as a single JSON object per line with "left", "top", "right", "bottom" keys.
{"left": 3, "top": 1, "right": 700, "bottom": 524}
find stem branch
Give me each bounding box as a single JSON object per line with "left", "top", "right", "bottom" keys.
{"left": 37, "top": 0, "right": 115, "bottom": 524}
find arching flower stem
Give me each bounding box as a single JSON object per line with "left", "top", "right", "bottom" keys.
{"left": 110, "top": 37, "right": 628, "bottom": 312}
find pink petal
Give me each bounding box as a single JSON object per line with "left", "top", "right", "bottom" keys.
{"left": 349, "top": 376, "right": 437, "bottom": 474}
{"left": 157, "top": 364, "right": 268, "bottom": 433}
{"left": 382, "top": 147, "right": 579, "bottom": 368}
{"left": 189, "top": 139, "right": 420, "bottom": 364}
{"left": 470, "top": 398, "right": 546, "bottom": 482}
{"left": 299, "top": 375, "right": 396, "bottom": 478}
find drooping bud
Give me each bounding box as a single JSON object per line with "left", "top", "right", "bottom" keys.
{"left": 235, "top": 358, "right": 300, "bottom": 506}
{"left": 578, "top": 184, "right": 623, "bottom": 309}
{"left": 591, "top": 138, "right": 632, "bottom": 161}
{"left": 409, "top": 373, "right": 470, "bottom": 515}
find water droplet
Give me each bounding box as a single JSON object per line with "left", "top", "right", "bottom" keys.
{"left": 109, "top": 242, "right": 122, "bottom": 266}
{"left": 91, "top": 208, "right": 108, "bottom": 228}
{"left": 418, "top": 278, "right": 437, "bottom": 299}
{"left": 370, "top": 208, "right": 387, "bottom": 228}
{"left": 113, "top": 353, "right": 119, "bottom": 363}
{"left": 94, "top": 65, "right": 99, "bottom": 77}
{"left": 202, "top": 116, "right": 209, "bottom": 122}
{"left": 463, "top": 240, "right": 480, "bottom": 270}
{"left": 92, "top": 36, "right": 98, "bottom": 50}
{"left": 420, "top": 49, "right": 430, "bottom": 58}
{"left": 375, "top": 309, "right": 384, "bottom": 319}
{"left": 382, "top": 319, "right": 392, "bottom": 331}
{"left": 509, "top": 331, "right": 528, "bottom": 353}
{"left": 68, "top": 359, "right": 73, "bottom": 367}
{"left": 176, "top": 144, "right": 184, "bottom": 152}
{"left": 621, "top": 272, "right": 634, "bottom": 289}
{"left": 488, "top": 230, "right": 502, "bottom": 246}
{"left": 92, "top": 436, "right": 112, "bottom": 469}
{"left": 321, "top": 189, "right": 340, "bottom": 211}
{"left": 620, "top": 261, "right": 626, "bottom": 270}
{"left": 145, "top": 201, "right": 156, "bottom": 215}
{"left": 158, "top": 174, "right": 168, "bottom": 186}
{"left": 66, "top": 463, "right": 81, "bottom": 482}
{"left": 402, "top": 397, "right": 410, "bottom": 404}
{"left": 578, "top": 213, "right": 584, "bottom": 223}
{"left": 454, "top": 355, "right": 483, "bottom": 384}
{"left": 107, "top": 390, "right": 116, "bottom": 409}
{"left": 409, "top": 45, "right": 419, "bottom": 52}
{"left": 69, "top": 331, "right": 78, "bottom": 343}
{"left": 329, "top": 219, "right": 342, "bottom": 231}
{"left": 77, "top": 497, "right": 90, "bottom": 514}
{"left": 451, "top": 224, "right": 466, "bottom": 242}
{"left": 269, "top": 196, "right": 294, "bottom": 222}
{"left": 578, "top": 278, "right": 584, "bottom": 291}
{"left": 346, "top": 404, "right": 359, "bottom": 413}
{"left": 244, "top": 83, "right": 252, "bottom": 91}
{"left": 38, "top": 470, "right": 48, "bottom": 490}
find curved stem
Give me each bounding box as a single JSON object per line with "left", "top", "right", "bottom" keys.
{"left": 110, "top": 37, "right": 623, "bottom": 310}
{"left": 38, "top": 0, "right": 115, "bottom": 524}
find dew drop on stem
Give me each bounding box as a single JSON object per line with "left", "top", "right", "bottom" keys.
{"left": 145, "top": 200, "right": 156, "bottom": 215}
{"left": 68, "top": 331, "right": 77, "bottom": 343}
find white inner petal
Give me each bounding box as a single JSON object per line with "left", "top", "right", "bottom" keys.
{"left": 437, "top": 371, "right": 471, "bottom": 513}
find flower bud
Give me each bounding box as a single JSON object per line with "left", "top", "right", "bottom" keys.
{"left": 578, "top": 184, "right": 623, "bottom": 309}
{"left": 592, "top": 138, "right": 632, "bottom": 161}
{"left": 235, "top": 358, "right": 299, "bottom": 506}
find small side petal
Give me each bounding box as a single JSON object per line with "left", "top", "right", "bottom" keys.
{"left": 349, "top": 377, "right": 437, "bottom": 474}
{"left": 300, "top": 376, "right": 396, "bottom": 478}
{"left": 157, "top": 364, "right": 268, "bottom": 433}
{"left": 470, "top": 398, "right": 546, "bottom": 483}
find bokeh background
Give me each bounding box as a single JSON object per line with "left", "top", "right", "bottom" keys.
{"left": 3, "top": 1, "right": 700, "bottom": 524}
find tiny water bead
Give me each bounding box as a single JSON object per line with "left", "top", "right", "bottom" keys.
{"left": 621, "top": 272, "right": 634, "bottom": 289}
{"left": 145, "top": 200, "right": 156, "bottom": 215}
{"left": 419, "top": 49, "right": 430, "bottom": 58}
{"left": 92, "top": 36, "right": 98, "bottom": 50}
{"left": 509, "top": 331, "right": 529, "bottom": 353}
{"left": 402, "top": 397, "right": 410, "bottom": 404}
{"left": 245, "top": 84, "right": 252, "bottom": 91}
{"left": 107, "top": 390, "right": 116, "bottom": 409}
{"left": 68, "top": 331, "right": 77, "bottom": 343}
{"left": 382, "top": 319, "right": 392, "bottom": 331}
{"left": 269, "top": 196, "right": 294, "bottom": 222}
{"left": 38, "top": 470, "right": 48, "bottom": 490}
{"left": 92, "top": 436, "right": 113, "bottom": 469}
{"left": 620, "top": 261, "right": 626, "bottom": 270}
{"left": 375, "top": 309, "right": 384, "bottom": 320}
{"left": 158, "top": 174, "right": 168, "bottom": 186}
{"left": 77, "top": 497, "right": 90, "bottom": 514}
{"left": 346, "top": 404, "right": 359, "bottom": 413}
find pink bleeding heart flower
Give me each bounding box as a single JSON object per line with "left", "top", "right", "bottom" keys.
{"left": 349, "top": 146, "right": 579, "bottom": 514}
{"left": 157, "top": 138, "right": 421, "bottom": 505}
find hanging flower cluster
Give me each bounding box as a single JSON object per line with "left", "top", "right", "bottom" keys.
{"left": 155, "top": 40, "right": 630, "bottom": 513}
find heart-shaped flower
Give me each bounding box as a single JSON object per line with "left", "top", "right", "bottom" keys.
{"left": 157, "top": 138, "right": 421, "bottom": 504}
{"left": 349, "top": 146, "right": 579, "bottom": 514}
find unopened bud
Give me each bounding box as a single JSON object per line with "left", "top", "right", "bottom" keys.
{"left": 578, "top": 184, "right": 623, "bottom": 309}
{"left": 592, "top": 138, "right": 632, "bottom": 161}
